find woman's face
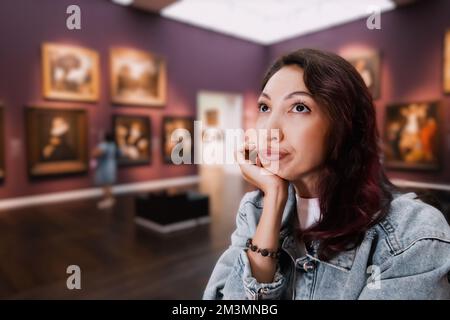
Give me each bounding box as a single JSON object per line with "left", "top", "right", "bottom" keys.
{"left": 255, "top": 65, "right": 330, "bottom": 182}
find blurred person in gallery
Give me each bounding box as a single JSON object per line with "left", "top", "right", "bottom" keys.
{"left": 92, "top": 132, "right": 119, "bottom": 209}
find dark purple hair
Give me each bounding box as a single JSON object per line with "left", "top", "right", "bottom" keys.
{"left": 262, "top": 48, "right": 398, "bottom": 259}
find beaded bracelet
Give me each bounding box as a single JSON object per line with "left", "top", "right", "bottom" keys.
{"left": 245, "top": 238, "right": 281, "bottom": 259}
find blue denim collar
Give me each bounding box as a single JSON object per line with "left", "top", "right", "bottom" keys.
{"left": 279, "top": 182, "right": 357, "bottom": 271}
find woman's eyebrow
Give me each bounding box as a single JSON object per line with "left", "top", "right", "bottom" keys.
{"left": 259, "top": 91, "right": 312, "bottom": 101}
{"left": 285, "top": 91, "right": 312, "bottom": 99}
{"left": 260, "top": 92, "right": 271, "bottom": 100}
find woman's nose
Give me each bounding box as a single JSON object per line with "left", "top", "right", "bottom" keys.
{"left": 263, "top": 114, "right": 284, "bottom": 144}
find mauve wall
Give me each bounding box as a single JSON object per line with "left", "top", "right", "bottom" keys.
{"left": 268, "top": 0, "right": 450, "bottom": 184}
{"left": 0, "top": 0, "right": 267, "bottom": 198}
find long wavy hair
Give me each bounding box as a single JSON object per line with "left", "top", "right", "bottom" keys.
{"left": 261, "top": 48, "right": 399, "bottom": 260}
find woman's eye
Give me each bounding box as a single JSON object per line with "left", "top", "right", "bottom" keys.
{"left": 290, "top": 103, "right": 311, "bottom": 113}
{"left": 258, "top": 103, "right": 270, "bottom": 113}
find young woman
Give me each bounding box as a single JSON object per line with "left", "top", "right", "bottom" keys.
{"left": 203, "top": 49, "right": 450, "bottom": 300}
{"left": 93, "top": 132, "right": 118, "bottom": 209}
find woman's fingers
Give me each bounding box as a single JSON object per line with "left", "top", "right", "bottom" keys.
{"left": 235, "top": 140, "right": 289, "bottom": 197}
{"left": 235, "top": 143, "right": 247, "bottom": 164}
{"left": 255, "top": 153, "right": 261, "bottom": 167}
{"left": 236, "top": 143, "right": 276, "bottom": 190}
{"left": 235, "top": 141, "right": 256, "bottom": 163}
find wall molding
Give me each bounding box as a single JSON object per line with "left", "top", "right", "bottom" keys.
{"left": 0, "top": 175, "right": 200, "bottom": 211}
{"left": 391, "top": 178, "right": 450, "bottom": 192}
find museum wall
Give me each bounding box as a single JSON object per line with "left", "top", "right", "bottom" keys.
{"left": 267, "top": 0, "right": 450, "bottom": 185}
{"left": 0, "top": 0, "right": 267, "bottom": 199}
{"left": 1, "top": 0, "right": 449, "bottom": 201}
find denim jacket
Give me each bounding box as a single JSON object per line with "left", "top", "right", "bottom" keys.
{"left": 203, "top": 183, "right": 450, "bottom": 300}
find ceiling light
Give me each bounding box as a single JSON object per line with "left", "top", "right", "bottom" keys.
{"left": 161, "top": 0, "right": 396, "bottom": 45}
{"left": 111, "top": 0, "right": 134, "bottom": 6}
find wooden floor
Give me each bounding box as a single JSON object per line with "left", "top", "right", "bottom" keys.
{"left": 0, "top": 168, "right": 252, "bottom": 299}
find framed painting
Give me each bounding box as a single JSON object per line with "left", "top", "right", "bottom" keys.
{"left": 113, "top": 115, "right": 151, "bottom": 166}
{"left": 346, "top": 51, "right": 381, "bottom": 100}
{"left": 42, "top": 43, "right": 99, "bottom": 102}
{"left": 383, "top": 101, "right": 441, "bottom": 171}
{"left": 110, "top": 47, "right": 166, "bottom": 107}
{"left": 162, "top": 116, "right": 194, "bottom": 165}
{"left": 26, "top": 106, "right": 88, "bottom": 177}
{"left": 0, "top": 105, "right": 4, "bottom": 181}
{"left": 204, "top": 109, "right": 219, "bottom": 127}
{"left": 444, "top": 30, "right": 450, "bottom": 93}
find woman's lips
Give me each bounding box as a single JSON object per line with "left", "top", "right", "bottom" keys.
{"left": 259, "top": 148, "right": 289, "bottom": 161}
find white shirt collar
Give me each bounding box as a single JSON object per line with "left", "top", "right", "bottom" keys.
{"left": 295, "top": 194, "right": 321, "bottom": 230}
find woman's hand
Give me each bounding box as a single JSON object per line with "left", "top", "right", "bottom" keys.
{"left": 235, "top": 141, "right": 289, "bottom": 201}
{"left": 236, "top": 141, "right": 289, "bottom": 284}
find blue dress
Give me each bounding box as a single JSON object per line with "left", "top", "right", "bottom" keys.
{"left": 94, "top": 142, "right": 117, "bottom": 186}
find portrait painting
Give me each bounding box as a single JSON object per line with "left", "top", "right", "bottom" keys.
{"left": 26, "top": 107, "right": 88, "bottom": 177}
{"left": 346, "top": 51, "right": 381, "bottom": 100}
{"left": 42, "top": 43, "right": 99, "bottom": 102}
{"left": 113, "top": 115, "right": 151, "bottom": 166}
{"left": 110, "top": 47, "right": 166, "bottom": 107}
{"left": 383, "top": 101, "right": 441, "bottom": 171}
{"left": 162, "top": 116, "right": 194, "bottom": 164}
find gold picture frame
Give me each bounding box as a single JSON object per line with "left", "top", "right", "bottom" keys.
{"left": 113, "top": 114, "right": 152, "bottom": 166}
{"left": 110, "top": 47, "right": 166, "bottom": 107}
{"left": 444, "top": 30, "right": 450, "bottom": 93}
{"left": 383, "top": 101, "right": 441, "bottom": 171}
{"left": 42, "top": 43, "right": 100, "bottom": 102}
{"left": 26, "top": 106, "right": 88, "bottom": 177}
{"left": 0, "top": 105, "right": 4, "bottom": 181}
{"left": 162, "top": 116, "right": 194, "bottom": 164}
{"left": 345, "top": 51, "right": 381, "bottom": 100}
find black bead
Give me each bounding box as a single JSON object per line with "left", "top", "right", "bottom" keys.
{"left": 260, "top": 249, "right": 268, "bottom": 257}
{"left": 251, "top": 245, "right": 258, "bottom": 252}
